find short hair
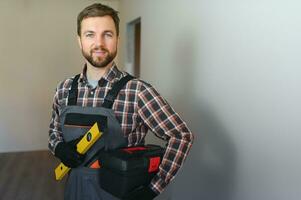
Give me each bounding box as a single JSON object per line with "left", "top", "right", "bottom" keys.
{"left": 77, "top": 3, "right": 120, "bottom": 36}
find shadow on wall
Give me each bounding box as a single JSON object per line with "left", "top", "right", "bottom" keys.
{"left": 167, "top": 29, "right": 237, "bottom": 200}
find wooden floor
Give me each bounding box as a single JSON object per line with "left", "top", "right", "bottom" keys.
{"left": 0, "top": 150, "right": 66, "bottom": 200}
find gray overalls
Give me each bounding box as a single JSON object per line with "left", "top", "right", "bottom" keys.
{"left": 60, "top": 74, "right": 133, "bottom": 200}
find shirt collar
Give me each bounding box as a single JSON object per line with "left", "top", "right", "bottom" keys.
{"left": 79, "top": 62, "right": 123, "bottom": 84}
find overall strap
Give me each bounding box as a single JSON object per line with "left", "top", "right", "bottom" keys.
{"left": 102, "top": 74, "right": 134, "bottom": 109}
{"left": 67, "top": 74, "right": 80, "bottom": 106}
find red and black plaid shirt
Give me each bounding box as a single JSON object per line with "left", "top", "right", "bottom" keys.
{"left": 48, "top": 64, "right": 193, "bottom": 194}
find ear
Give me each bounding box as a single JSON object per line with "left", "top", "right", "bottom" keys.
{"left": 77, "top": 36, "right": 82, "bottom": 49}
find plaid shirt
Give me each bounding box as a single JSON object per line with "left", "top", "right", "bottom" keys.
{"left": 48, "top": 64, "right": 193, "bottom": 194}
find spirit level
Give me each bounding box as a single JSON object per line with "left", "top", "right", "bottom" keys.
{"left": 54, "top": 123, "right": 102, "bottom": 181}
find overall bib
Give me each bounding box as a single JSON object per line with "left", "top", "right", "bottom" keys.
{"left": 60, "top": 74, "right": 133, "bottom": 200}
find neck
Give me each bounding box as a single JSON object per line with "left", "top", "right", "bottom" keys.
{"left": 86, "top": 61, "right": 114, "bottom": 81}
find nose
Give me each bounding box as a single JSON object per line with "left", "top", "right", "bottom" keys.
{"left": 95, "top": 35, "right": 104, "bottom": 47}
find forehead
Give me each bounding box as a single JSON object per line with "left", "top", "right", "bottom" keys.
{"left": 81, "top": 16, "right": 116, "bottom": 33}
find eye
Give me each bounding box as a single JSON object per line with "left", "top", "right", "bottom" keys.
{"left": 85, "top": 33, "right": 94, "bottom": 38}
{"left": 104, "top": 33, "right": 113, "bottom": 38}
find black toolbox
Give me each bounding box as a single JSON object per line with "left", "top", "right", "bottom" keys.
{"left": 98, "top": 144, "right": 165, "bottom": 198}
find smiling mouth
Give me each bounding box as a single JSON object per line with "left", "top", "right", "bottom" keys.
{"left": 93, "top": 51, "right": 107, "bottom": 56}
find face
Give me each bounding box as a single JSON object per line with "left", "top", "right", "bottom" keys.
{"left": 78, "top": 16, "right": 118, "bottom": 68}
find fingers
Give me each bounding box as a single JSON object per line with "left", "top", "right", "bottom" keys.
{"left": 69, "top": 151, "right": 86, "bottom": 167}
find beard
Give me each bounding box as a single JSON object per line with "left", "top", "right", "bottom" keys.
{"left": 82, "top": 46, "right": 117, "bottom": 68}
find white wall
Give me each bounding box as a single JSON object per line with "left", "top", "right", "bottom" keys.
{"left": 119, "top": 0, "right": 301, "bottom": 200}
{"left": 0, "top": 0, "right": 119, "bottom": 152}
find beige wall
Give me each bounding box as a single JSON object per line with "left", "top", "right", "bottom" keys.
{"left": 0, "top": 0, "right": 119, "bottom": 152}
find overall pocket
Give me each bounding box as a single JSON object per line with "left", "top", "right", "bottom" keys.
{"left": 62, "top": 113, "right": 107, "bottom": 142}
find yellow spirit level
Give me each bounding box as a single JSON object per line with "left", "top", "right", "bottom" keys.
{"left": 54, "top": 123, "right": 102, "bottom": 181}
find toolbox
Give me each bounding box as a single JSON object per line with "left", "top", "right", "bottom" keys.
{"left": 98, "top": 144, "right": 165, "bottom": 198}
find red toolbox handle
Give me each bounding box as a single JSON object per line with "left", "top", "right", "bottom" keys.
{"left": 122, "top": 146, "right": 147, "bottom": 154}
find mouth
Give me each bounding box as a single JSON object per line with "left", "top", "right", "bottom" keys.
{"left": 92, "top": 48, "right": 108, "bottom": 56}
{"left": 93, "top": 50, "right": 107, "bottom": 56}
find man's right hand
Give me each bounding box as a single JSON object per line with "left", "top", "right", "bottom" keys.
{"left": 54, "top": 138, "right": 85, "bottom": 168}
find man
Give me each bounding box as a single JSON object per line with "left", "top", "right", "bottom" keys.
{"left": 48, "top": 3, "right": 193, "bottom": 200}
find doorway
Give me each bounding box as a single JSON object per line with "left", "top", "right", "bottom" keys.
{"left": 126, "top": 18, "right": 141, "bottom": 77}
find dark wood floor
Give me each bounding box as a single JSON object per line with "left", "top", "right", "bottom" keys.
{"left": 0, "top": 150, "right": 66, "bottom": 200}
